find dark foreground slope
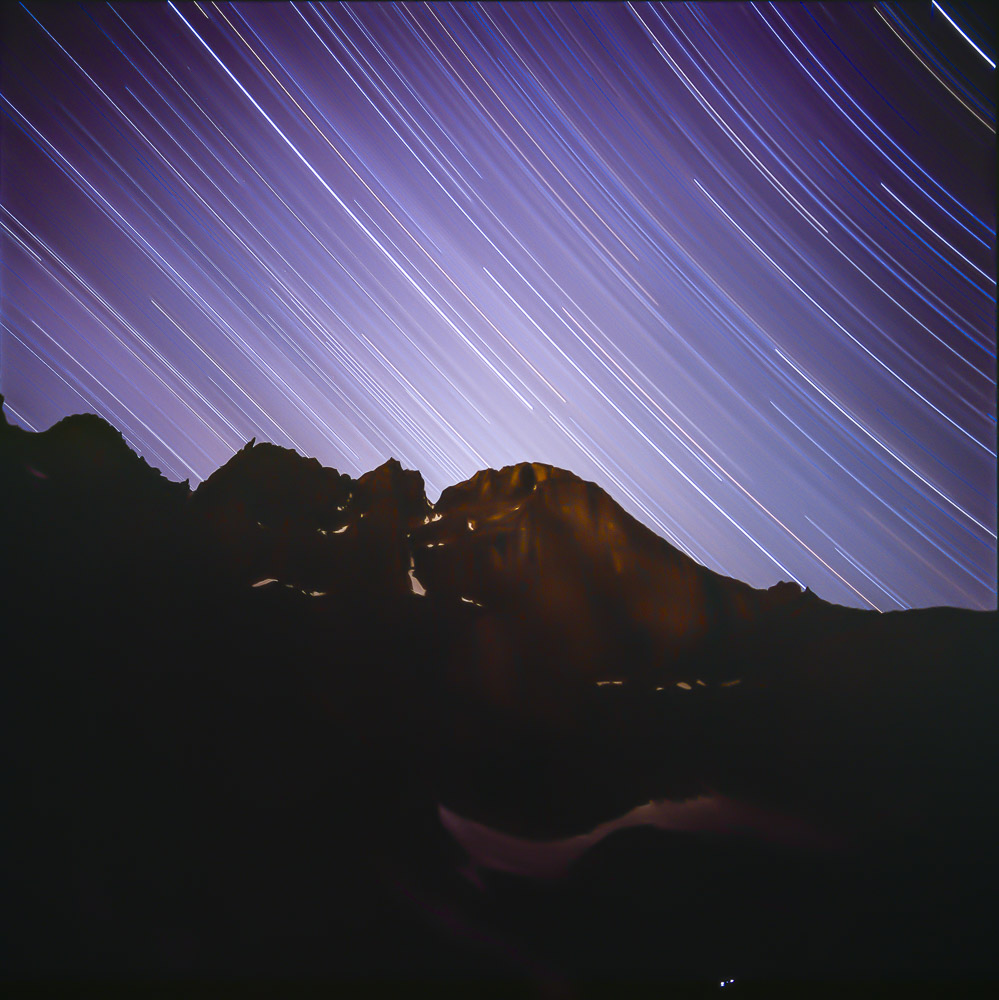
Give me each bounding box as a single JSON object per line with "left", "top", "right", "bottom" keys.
{"left": 2, "top": 399, "right": 996, "bottom": 992}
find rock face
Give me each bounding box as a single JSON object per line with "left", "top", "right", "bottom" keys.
{"left": 413, "top": 461, "right": 805, "bottom": 683}
{"left": 2, "top": 397, "right": 996, "bottom": 986}
{"left": 182, "top": 440, "right": 805, "bottom": 654}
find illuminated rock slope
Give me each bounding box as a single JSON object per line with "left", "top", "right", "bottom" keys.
{"left": 2, "top": 397, "right": 996, "bottom": 986}
{"left": 414, "top": 460, "right": 808, "bottom": 681}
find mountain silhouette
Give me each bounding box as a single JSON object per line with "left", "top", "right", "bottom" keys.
{"left": 2, "top": 396, "right": 995, "bottom": 990}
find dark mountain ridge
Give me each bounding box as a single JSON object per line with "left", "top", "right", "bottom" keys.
{"left": 2, "top": 397, "right": 995, "bottom": 989}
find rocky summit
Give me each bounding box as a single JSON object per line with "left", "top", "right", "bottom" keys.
{"left": 2, "top": 397, "right": 996, "bottom": 990}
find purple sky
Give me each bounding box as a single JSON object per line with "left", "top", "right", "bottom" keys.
{"left": 1, "top": 2, "right": 995, "bottom": 611}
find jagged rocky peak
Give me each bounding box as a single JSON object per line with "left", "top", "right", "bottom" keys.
{"left": 0, "top": 395, "right": 186, "bottom": 502}
{"left": 436, "top": 460, "right": 558, "bottom": 508}
{"left": 0, "top": 396, "right": 124, "bottom": 471}
{"left": 429, "top": 461, "right": 634, "bottom": 547}
{"left": 433, "top": 460, "right": 660, "bottom": 549}
{"left": 355, "top": 457, "right": 431, "bottom": 530}
{"left": 411, "top": 458, "right": 809, "bottom": 678}
{"left": 765, "top": 579, "right": 808, "bottom": 606}
{"left": 191, "top": 437, "right": 353, "bottom": 529}
{"left": 1, "top": 397, "right": 810, "bottom": 643}
{"left": 419, "top": 457, "right": 678, "bottom": 582}
{"left": 47, "top": 411, "right": 132, "bottom": 450}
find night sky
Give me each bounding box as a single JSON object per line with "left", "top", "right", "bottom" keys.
{"left": 1, "top": 2, "right": 995, "bottom": 612}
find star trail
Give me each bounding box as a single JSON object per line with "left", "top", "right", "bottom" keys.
{"left": 1, "top": 2, "right": 995, "bottom": 611}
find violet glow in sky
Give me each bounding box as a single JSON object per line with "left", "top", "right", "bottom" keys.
{"left": 1, "top": 2, "right": 995, "bottom": 611}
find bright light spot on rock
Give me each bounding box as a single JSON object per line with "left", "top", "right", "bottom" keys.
{"left": 252, "top": 578, "right": 278, "bottom": 588}
{"left": 677, "top": 682, "right": 692, "bottom": 690}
